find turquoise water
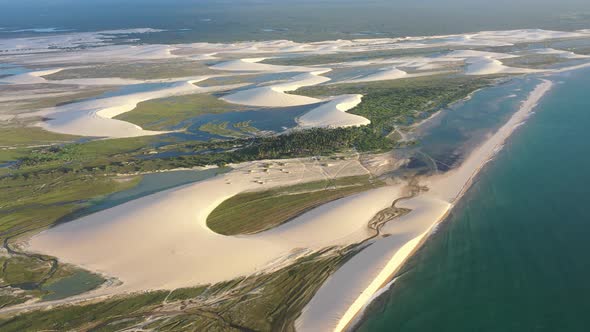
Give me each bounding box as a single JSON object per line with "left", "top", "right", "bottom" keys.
{"left": 357, "top": 68, "right": 590, "bottom": 331}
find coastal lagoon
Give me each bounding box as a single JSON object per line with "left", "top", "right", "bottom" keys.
{"left": 357, "top": 67, "right": 590, "bottom": 331}
{"left": 408, "top": 77, "right": 539, "bottom": 173}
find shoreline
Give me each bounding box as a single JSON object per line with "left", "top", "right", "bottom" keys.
{"left": 355, "top": 78, "right": 554, "bottom": 330}
{"left": 296, "top": 78, "right": 554, "bottom": 332}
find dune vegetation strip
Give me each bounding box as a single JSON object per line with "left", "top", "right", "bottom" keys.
{"left": 207, "top": 175, "right": 383, "bottom": 235}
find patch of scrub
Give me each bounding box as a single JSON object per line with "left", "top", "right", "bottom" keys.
{"left": 178, "top": 103, "right": 315, "bottom": 139}
{"left": 114, "top": 93, "right": 251, "bottom": 131}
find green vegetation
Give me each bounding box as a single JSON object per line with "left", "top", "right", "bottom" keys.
{"left": 208, "top": 175, "right": 383, "bottom": 235}
{"left": 233, "top": 120, "right": 259, "bottom": 134}
{"left": 0, "top": 248, "right": 355, "bottom": 332}
{"left": 45, "top": 60, "right": 216, "bottom": 80}
{"left": 16, "top": 135, "right": 161, "bottom": 174}
{"left": 114, "top": 93, "right": 249, "bottom": 130}
{"left": 0, "top": 291, "right": 170, "bottom": 331}
{"left": 198, "top": 120, "right": 260, "bottom": 138}
{"left": 11, "top": 127, "right": 390, "bottom": 178}
{"left": 199, "top": 121, "right": 249, "bottom": 138}
{"left": 502, "top": 54, "right": 564, "bottom": 69}
{"left": 0, "top": 173, "right": 141, "bottom": 306}
{"left": 0, "top": 127, "right": 80, "bottom": 148}
{"left": 298, "top": 74, "right": 496, "bottom": 134}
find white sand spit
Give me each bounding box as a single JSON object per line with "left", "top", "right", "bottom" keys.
{"left": 296, "top": 196, "right": 450, "bottom": 332}
{"left": 297, "top": 94, "right": 369, "bottom": 128}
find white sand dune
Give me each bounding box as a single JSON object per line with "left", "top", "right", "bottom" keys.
{"left": 297, "top": 94, "right": 370, "bottom": 128}
{"left": 27, "top": 157, "right": 403, "bottom": 293}
{"left": 347, "top": 66, "right": 407, "bottom": 83}
{"left": 222, "top": 70, "right": 330, "bottom": 107}
{"left": 0, "top": 68, "right": 64, "bottom": 84}
{"left": 1, "top": 71, "right": 145, "bottom": 86}
{"left": 209, "top": 57, "right": 311, "bottom": 72}
{"left": 443, "top": 50, "right": 536, "bottom": 75}
{"left": 36, "top": 77, "right": 221, "bottom": 138}
{"left": 190, "top": 52, "right": 218, "bottom": 61}
{"left": 221, "top": 86, "right": 321, "bottom": 107}
{"left": 49, "top": 77, "right": 146, "bottom": 86}
{"left": 340, "top": 65, "right": 449, "bottom": 83}
{"left": 297, "top": 79, "right": 554, "bottom": 332}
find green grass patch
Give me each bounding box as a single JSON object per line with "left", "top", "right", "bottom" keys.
{"left": 114, "top": 93, "right": 249, "bottom": 130}
{"left": 207, "top": 175, "right": 383, "bottom": 235}
{"left": 199, "top": 121, "right": 249, "bottom": 138}
{"left": 298, "top": 74, "right": 496, "bottom": 133}
{"left": 0, "top": 127, "right": 81, "bottom": 148}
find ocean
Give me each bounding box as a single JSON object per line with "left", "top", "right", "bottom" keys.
{"left": 356, "top": 67, "right": 590, "bottom": 331}
{"left": 1, "top": 0, "right": 590, "bottom": 43}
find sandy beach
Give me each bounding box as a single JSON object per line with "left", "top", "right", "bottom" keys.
{"left": 27, "top": 156, "right": 397, "bottom": 293}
